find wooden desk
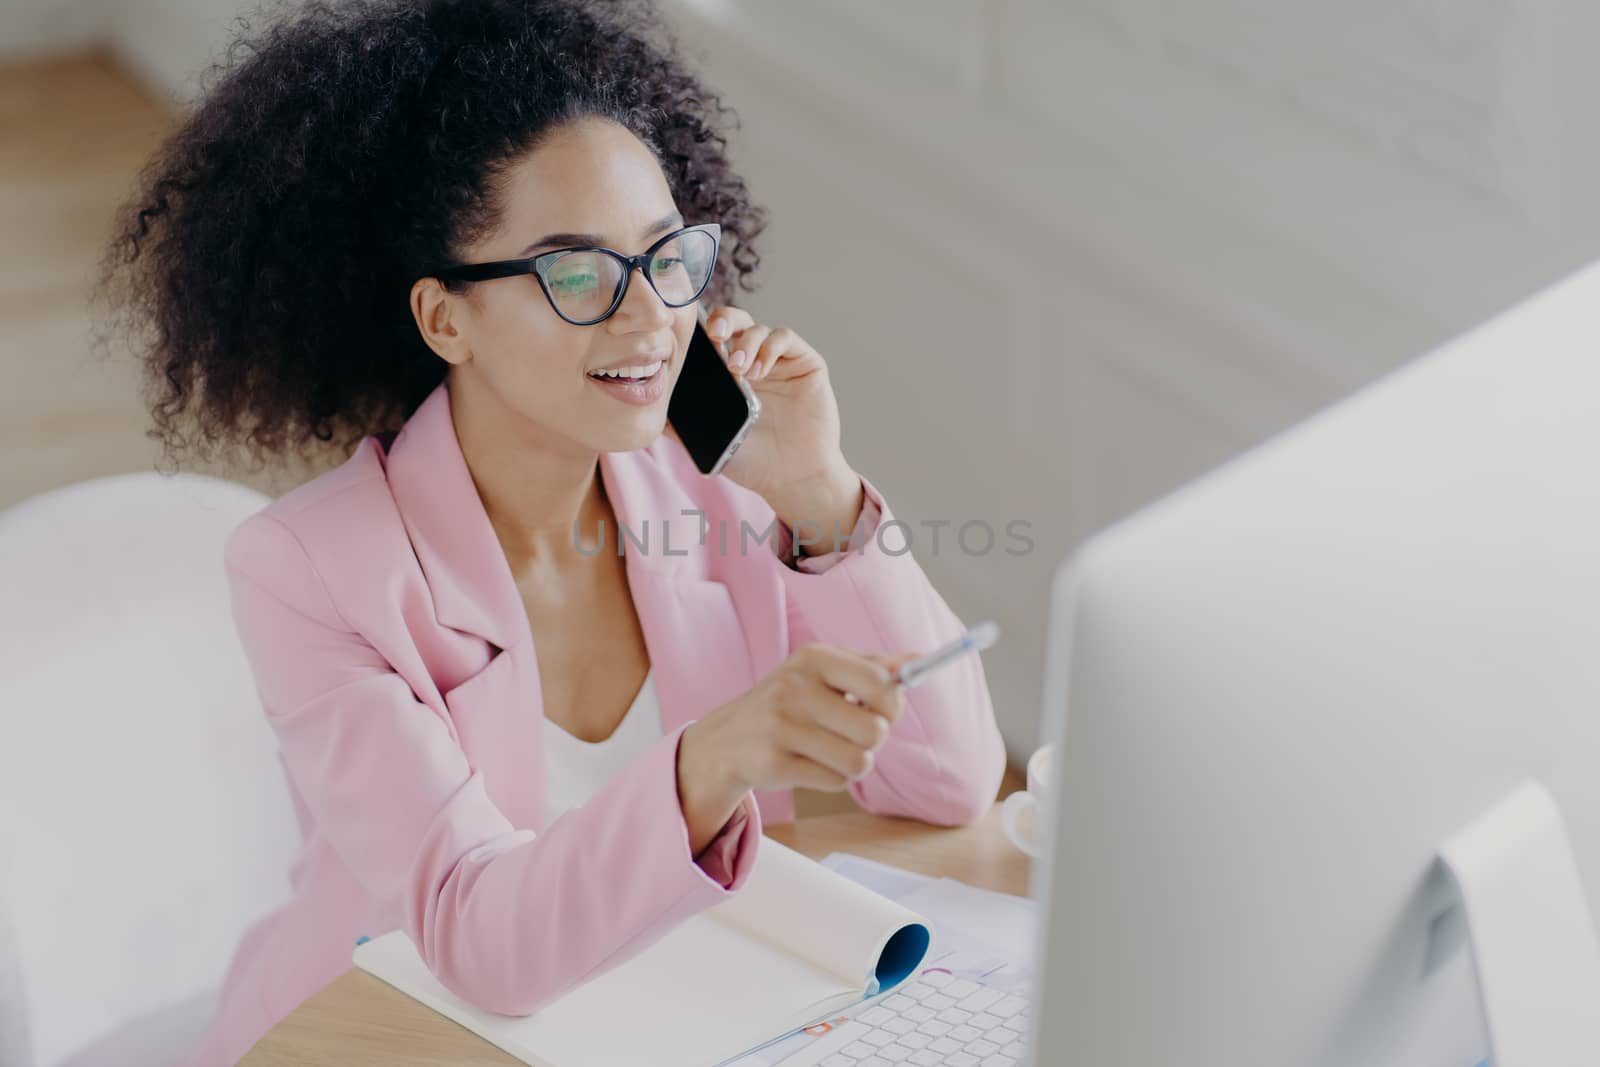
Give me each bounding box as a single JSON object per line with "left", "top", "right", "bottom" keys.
{"left": 240, "top": 802, "right": 1031, "bottom": 1066}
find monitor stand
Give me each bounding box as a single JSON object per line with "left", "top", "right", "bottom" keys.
{"left": 1437, "top": 780, "right": 1600, "bottom": 1067}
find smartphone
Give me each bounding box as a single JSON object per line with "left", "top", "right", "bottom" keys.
{"left": 668, "top": 303, "right": 761, "bottom": 476}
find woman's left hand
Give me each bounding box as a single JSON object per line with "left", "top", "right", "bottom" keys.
{"left": 697, "top": 305, "right": 863, "bottom": 537}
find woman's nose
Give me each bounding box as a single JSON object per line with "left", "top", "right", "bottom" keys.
{"left": 614, "top": 262, "right": 675, "bottom": 325}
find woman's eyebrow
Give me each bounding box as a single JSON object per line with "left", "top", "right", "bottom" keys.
{"left": 519, "top": 211, "right": 684, "bottom": 255}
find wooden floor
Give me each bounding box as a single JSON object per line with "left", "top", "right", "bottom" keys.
{"left": 0, "top": 48, "right": 1026, "bottom": 815}
{"left": 0, "top": 47, "right": 303, "bottom": 510}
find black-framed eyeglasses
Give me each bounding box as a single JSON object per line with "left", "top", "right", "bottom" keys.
{"left": 429, "top": 222, "right": 721, "bottom": 326}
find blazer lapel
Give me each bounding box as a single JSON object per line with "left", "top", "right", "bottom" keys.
{"left": 384, "top": 382, "right": 528, "bottom": 654}
{"left": 597, "top": 445, "right": 762, "bottom": 737}
{"left": 602, "top": 442, "right": 797, "bottom": 823}
{"left": 385, "top": 383, "right": 548, "bottom": 829}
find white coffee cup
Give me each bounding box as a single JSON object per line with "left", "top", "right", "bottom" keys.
{"left": 1000, "top": 743, "right": 1055, "bottom": 859}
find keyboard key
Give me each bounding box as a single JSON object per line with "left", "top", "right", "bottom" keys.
{"left": 991, "top": 1026, "right": 1020, "bottom": 1045}
{"left": 956, "top": 987, "right": 1005, "bottom": 1013}
{"left": 879, "top": 1046, "right": 911, "bottom": 1062}
{"left": 859, "top": 1058, "right": 892, "bottom": 1067}
{"left": 936, "top": 1008, "right": 973, "bottom": 1025}
{"left": 899, "top": 1032, "right": 931, "bottom": 1049}
{"left": 863, "top": 1030, "right": 896, "bottom": 1048}
{"left": 990, "top": 995, "right": 1027, "bottom": 1019}
{"left": 967, "top": 1038, "right": 999, "bottom": 1057}
{"left": 858, "top": 1006, "right": 894, "bottom": 1026}
{"left": 917, "top": 1020, "right": 952, "bottom": 1037}
{"left": 969, "top": 1012, "right": 1002, "bottom": 1031}
{"left": 947, "top": 1053, "right": 980, "bottom": 1067}
{"left": 900, "top": 981, "right": 934, "bottom": 1001}
{"left": 924, "top": 993, "right": 956, "bottom": 1011}
{"left": 909, "top": 1052, "right": 942, "bottom": 1067}
{"left": 821, "top": 1056, "right": 855, "bottom": 1067}
{"left": 884, "top": 1017, "right": 916, "bottom": 1036}
{"left": 950, "top": 1024, "right": 982, "bottom": 1043}
{"left": 842, "top": 1041, "right": 876, "bottom": 1058}
{"left": 904, "top": 1005, "right": 935, "bottom": 1023}
{"left": 945, "top": 978, "right": 981, "bottom": 999}
{"left": 980, "top": 1056, "right": 1017, "bottom": 1067}
{"left": 884, "top": 994, "right": 915, "bottom": 1012}
{"left": 929, "top": 1036, "right": 962, "bottom": 1055}
{"left": 922, "top": 971, "right": 954, "bottom": 988}
{"left": 1002, "top": 1041, "right": 1027, "bottom": 1057}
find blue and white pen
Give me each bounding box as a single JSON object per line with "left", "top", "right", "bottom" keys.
{"left": 890, "top": 620, "right": 1000, "bottom": 689}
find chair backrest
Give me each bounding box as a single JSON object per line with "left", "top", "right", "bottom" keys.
{"left": 0, "top": 471, "right": 303, "bottom": 1067}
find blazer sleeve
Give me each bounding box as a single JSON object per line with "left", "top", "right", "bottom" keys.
{"left": 222, "top": 512, "right": 761, "bottom": 1017}
{"left": 773, "top": 475, "right": 1008, "bottom": 826}
{"left": 770, "top": 490, "right": 882, "bottom": 574}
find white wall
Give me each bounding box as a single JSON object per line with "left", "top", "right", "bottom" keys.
{"left": 4, "top": 0, "right": 258, "bottom": 106}
{"left": 22, "top": 0, "right": 1600, "bottom": 758}
{"left": 659, "top": 0, "right": 1600, "bottom": 756}
{"left": 0, "top": 0, "right": 108, "bottom": 60}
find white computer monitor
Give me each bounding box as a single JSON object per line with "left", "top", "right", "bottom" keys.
{"left": 1023, "top": 259, "right": 1600, "bottom": 1067}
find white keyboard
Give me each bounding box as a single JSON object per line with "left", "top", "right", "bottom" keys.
{"left": 783, "top": 970, "right": 1029, "bottom": 1067}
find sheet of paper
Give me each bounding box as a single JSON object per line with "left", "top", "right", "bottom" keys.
{"left": 818, "top": 852, "right": 938, "bottom": 899}
{"left": 895, "top": 879, "right": 1037, "bottom": 991}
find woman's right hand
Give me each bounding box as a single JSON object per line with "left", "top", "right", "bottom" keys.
{"left": 676, "top": 643, "right": 912, "bottom": 855}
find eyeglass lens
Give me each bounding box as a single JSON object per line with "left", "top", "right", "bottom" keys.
{"left": 545, "top": 229, "right": 717, "bottom": 323}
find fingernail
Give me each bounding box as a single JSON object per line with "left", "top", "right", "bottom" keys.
{"left": 731, "top": 349, "right": 746, "bottom": 367}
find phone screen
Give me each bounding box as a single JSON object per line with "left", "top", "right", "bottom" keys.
{"left": 668, "top": 316, "right": 758, "bottom": 474}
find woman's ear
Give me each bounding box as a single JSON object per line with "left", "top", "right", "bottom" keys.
{"left": 410, "top": 276, "right": 473, "bottom": 367}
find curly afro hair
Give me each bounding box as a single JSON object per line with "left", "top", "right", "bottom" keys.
{"left": 92, "top": 0, "right": 768, "bottom": 471}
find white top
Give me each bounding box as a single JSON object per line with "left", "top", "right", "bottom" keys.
{"left": 543, "top": 667, "right": 662, "bottom": 818}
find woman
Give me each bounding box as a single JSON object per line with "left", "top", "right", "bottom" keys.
{"left": 97, "top": 0, "right": 1006, "bottom": 1062}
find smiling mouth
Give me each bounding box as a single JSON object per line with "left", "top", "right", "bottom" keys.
{"left": 586, "top": 359, "right": 666, "bottom": 383}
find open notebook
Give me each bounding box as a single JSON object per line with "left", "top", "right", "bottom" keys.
{"left": 352, "top": 836, "right": 933, "bottom": 1067}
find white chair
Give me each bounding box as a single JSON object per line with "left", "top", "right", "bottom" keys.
{"left": 0, "top": 472, "right": 302, "bottom": 1067}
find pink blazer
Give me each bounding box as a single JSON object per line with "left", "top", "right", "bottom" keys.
{"left": 179, "top": 379, "right": 1006, "bottom": 1066}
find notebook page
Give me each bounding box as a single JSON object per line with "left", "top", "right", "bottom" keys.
{"left": 708, "top": 837, "right": 934, "bottom": 992}
{"left": 354, "top": 915, "right": 859, "bottom": 1067}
